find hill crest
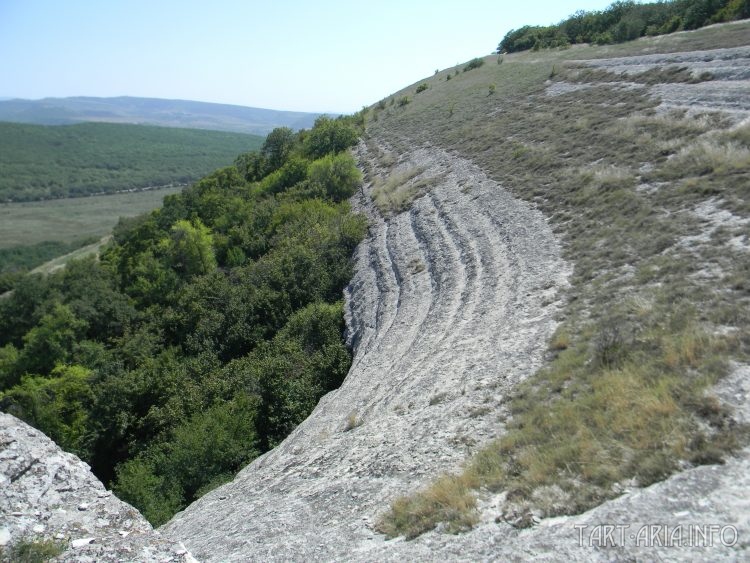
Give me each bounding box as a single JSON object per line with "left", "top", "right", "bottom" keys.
{"left": 0, "top": 96, "right": 322, "bottom": 136}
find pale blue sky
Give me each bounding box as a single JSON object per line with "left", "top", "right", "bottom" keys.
{"left": 1, "top": 0, "right": 618, "bottom": 113}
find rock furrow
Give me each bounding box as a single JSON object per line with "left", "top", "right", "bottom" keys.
{"left": 162, "top": 139, "right": 570, "bottom": 561}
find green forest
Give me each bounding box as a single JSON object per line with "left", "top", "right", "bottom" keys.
{"left": 498, "top": 0, "right": 749, "bottom": 52}
{"left": 0, "top": 114, "right": 366, "bottom": 525}
{"left": 0, "top": 121, "right": 263, "bottom": 202}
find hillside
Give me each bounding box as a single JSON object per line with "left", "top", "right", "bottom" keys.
{"left": 0, "top": 17, "right": 749, "bottom": 563}
{"left": 162, "top": 20, "right": 750, "bottom": 561}
{"left": 0, "top": 115, "right": 368, "bottom": 557}
{"left": 0, "top": 96, "right": 321, "bottom": 136}
{"left": 0, "top": 122, "right": 262, "bottom": 202}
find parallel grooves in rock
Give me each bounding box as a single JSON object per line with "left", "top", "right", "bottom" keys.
{"left": 161, "top": 141, "right": 571, "bottom": 562}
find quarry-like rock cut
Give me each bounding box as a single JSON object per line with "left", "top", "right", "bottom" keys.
{"left": 160, "top": 141, "right": 571, "bottom": 560}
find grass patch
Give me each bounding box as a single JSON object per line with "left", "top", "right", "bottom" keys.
{"left": 408, "top": 258, "right": 426, "bottom": 274}
{"left": 371, "top": 166, "right": 434, "bottom": 215}
{"left": 0, "top": 187, "right": 181, "bottom": 249}
{"left": 466, "top": 306, "right": 743, "bottom": 506}
{"left": 376, "top": 473, "right": 479, "bottom": 539}
{"left": 344, "top": 411, "right": 363, "bottom": 431}
{"left": 656, "top": 138, "right": 750, "bottom": 180}
{"left": 1, "top": 538, "right": 66, "bottom": 563}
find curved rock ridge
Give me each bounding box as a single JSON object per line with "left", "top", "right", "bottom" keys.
{"left": 0, "top": 412, "right": 195, "bottom": 562}
{"left": 160, "top": 141, "right": 571, "bottom": 560}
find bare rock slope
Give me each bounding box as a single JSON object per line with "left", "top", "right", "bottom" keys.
{"left": 0, "top": 412, "right": 193, "bottom": 562}
{"left": 161, "top": 142, "right": 570, "bottom": 560}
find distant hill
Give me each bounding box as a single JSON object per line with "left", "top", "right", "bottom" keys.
{"left": 0, "top": 96, "right": 322, "bottom": 136}
{"left": 0, "top": 121, "right": 263, "bottom": 201}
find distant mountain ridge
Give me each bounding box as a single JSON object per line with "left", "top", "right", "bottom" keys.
{"left": 0, "top": 96, "right": 322, "bottom": 135}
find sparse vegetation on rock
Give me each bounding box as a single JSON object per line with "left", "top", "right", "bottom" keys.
{"left": 371, "top": 20, "right": 750, "bottom": 542}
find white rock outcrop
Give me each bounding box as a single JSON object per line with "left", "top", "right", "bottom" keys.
{"left": 0, "top": 412, "right": 194, "bottom": 562}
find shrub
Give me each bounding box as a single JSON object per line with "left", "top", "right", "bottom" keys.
{"left": 416, "top": 83, "right": 428, "bottom": 94}
{"left": 397, "top": 96, "right": 410, "bottom": 107}
{"left": 259, "top": 156, "right": 310, "bottom": 195}
{"left": 307, "top": 152, "right": 362, "bottom": 202}
{"left": 165, "top": 219, "right": 217, "bottom": 277}
{"left": 303, "top": 116, "right": 359, "bottom": 160}
{"left": 463, "top": 58, "right": 485, "bottom": 72}
{"left": 488, "top": 84, "right": 496, "bottom": 96}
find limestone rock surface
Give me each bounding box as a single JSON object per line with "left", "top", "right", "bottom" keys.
{"left": 0, "top": 412, "right": 194, "bottom": 562}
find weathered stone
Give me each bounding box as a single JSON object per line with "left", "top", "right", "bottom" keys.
{"left": 161, "top": 140, "right": 570, "bottom": 560}
{"left": 0, "top": 413, "right": 195, "bottom": 562}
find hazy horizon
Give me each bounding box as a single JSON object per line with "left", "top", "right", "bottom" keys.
{"left": 1, "top": 0, "right": 620, "bottom": 114}
{"left": 0, "top": 94, "right": 325, "bottom": 115}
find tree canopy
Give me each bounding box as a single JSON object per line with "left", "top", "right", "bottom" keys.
{"left": 498, "top": 0, "right": 750, "bottom": 53}
{"left": 0, "top": 113, "right": 367, "bottom": 525}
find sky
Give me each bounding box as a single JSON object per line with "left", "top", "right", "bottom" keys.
{"left": 1, "top": 0, "right": 620, "bottom": 114}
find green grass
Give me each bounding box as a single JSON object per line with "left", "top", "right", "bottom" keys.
{"left": 0, "top": 121, "right": 262, "bottom": 201}
{"left": 371, "top": 22, "right": 750, "bottom": 538}
{"left": 0, "top": 538, "right": 66, "bottom": 563}
{"left": 0, "top": 187, "right": 182, "bottom": 250}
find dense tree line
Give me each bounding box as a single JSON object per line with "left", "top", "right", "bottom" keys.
{"left": 498, "top": 0, "right": 749, "bottom": 53}
{"left": 0, "top": 122, "right": 263, "bottom": 202}
{"left": 0, "top": 115, "right": 366, "bottom": 525}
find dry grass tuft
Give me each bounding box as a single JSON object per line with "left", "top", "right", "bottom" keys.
{"left": 343, "top": 411, "right": 363, "bottom": 431}
{"left": 660, "top": 139, "right": 750, "bottom": 179}
{"left": 372, "top": 166, "right": 438, "bottom": 215}
{"left": 376, "top": 473, "right": 479, "bottom": 539}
